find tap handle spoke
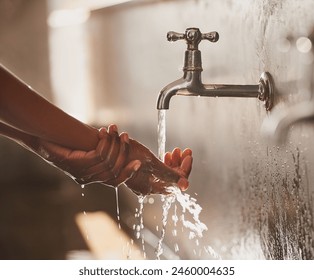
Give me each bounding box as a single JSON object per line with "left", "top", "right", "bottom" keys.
{"left": 202, "top": 31, "right": 219, "bottom": 43}
{"left": 167, "top": 28, "right": 219, "bottom": 50}
{"left": 167, "top": 31, "right": 185, "bottom": 42}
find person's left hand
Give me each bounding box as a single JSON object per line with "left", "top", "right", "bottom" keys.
{"left": 122, "top": 139, "right": 193, "bottom": 195}
{"left": 36, "top": 125, "right": 141, "bottom": 186}
{"left": 164, "top": 147, "right": 193, "bottom": 191}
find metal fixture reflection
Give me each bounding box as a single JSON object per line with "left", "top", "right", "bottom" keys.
{"left": 262, "top": 30, "right": 314, "bottom": 144}
{"left": 157, "top": 28, "right": 274, "bottom": 111}
{"left": 261, "top": 101, "right": 314, "bottom": 143}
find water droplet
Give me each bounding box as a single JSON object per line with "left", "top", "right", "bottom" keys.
{"left": 134, "top": 195, "right": 146, "bottom": 255}
{"left": 174, "top": 243, "right": 179, "bottom": 252}
{"left": 115, "top": 187, "right": 121, "bottom": 230}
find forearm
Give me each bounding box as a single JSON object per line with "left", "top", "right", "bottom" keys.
{"left": 0, "top": 122, "right": 40, "bottom": 153}
{"left": 0, "top": 64, "right": 98, "bottom": 151}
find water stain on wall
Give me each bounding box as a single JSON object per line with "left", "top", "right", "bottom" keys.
{"left": 241, "top": 145, "right": 314, "bottom": 259}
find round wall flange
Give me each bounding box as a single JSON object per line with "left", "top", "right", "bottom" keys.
{"left": 258, "top": 72, "right": 274, "bottom": 111}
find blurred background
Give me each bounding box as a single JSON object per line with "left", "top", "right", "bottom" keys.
{"left": 1, "top": 0, "right": 314, "bottom": 259}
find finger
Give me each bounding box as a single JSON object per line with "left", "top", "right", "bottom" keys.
{"left": 120, "top": 131, "right": 129, "bottom": 144}
{"left": 111, "top": 160, "right": 141, "bottom": 186}
{"left": 182, "top": 148, "right": 192, "bottom": 158}
{"left": 61, "top": 149, "right": 98, "bottom": 174}
{"left": 171, "top": 147, "right": 182, "bottom": 167}
{"left": 106, "top": 125, "right": 120, "bottom": 168}
{"left": 180, "top": 155, "right": 193, "bottom": 177}
{"left": 97, "top": 127, "right": 118, "bottom": 167}
{"left": 97, "top": 132, "right": 112, "bottom": 161}
{"left": 80, "top": 132, "right": 130, "bottom": 179}
{"left": 38, "top": 141, "right": 71, "bottom": 161}
{"left": 39, "top": 142, "right": 93, "bottom": 174}
{"left": 100, "top": 160, "right": 141, "bottom": 187}
{"left": 177, "top": 177, "right": 189, "bottom": 191}
{"left": 164, "top": 151, "right": 173, "bottom": 166}
{"left": 77, "top": 134, "right": 113, "bottom": 178}
{"left": 108, "top": 124, "right": 118, "bottom": 135}
{"left": 110, "top": 132, "right": 129, "bottom": 177}
{"left": 98, "top": 127, "right": 109, "bottom": 139}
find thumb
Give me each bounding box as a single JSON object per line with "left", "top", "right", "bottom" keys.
{"left": 118, "top": 160, "right": 142, "bottom": 183}
{"left": 37, "top": 140, "right": 70, "bottom": 161}
{"left": 177, "top": 177, "right": 189, "bottom": 191}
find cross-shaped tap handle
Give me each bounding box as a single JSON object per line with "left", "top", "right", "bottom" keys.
{"left": 167, "top": 28, "right": 219, "bottom": 50}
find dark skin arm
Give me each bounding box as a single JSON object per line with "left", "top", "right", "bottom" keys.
{"left": 0, "top": 64, "right": 193, "bottom": 195}
{"left": 0, "top": 64, "right": 98, "bottom": 150}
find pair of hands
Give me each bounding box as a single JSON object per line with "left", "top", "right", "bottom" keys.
{"left": 37, "top": 125, "right": 192, "bottom": 195}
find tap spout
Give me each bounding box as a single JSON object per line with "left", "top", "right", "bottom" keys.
{"left": 157, "top": 78, "right": 188, "bottom": 110}
{"left": 157, "top": 71, "right": 274, "bottom": 110}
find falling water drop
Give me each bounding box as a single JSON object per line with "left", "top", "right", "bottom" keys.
{"left": 115, "top": 187, "right": 121, "bottom": 230}
{"left": 81, "top": 184, "right": 85, "bottom": 197}
{"left": 80, "top": 185, "right": 90, "bottom": 241}
{"left": 174, "top": 243, "right": 179, "bottom": 252}
{"left": 134, "top": 195, "right": 147, "bottom": 259}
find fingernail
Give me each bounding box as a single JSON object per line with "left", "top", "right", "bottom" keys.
{"left": 98, "top": 127, "right": 106, "bottom": 137}
{"left": 177, "top": 177, "right": 189, "bottom": 191}
{"left": 111, "top": 124, "right": 118, "bottom": 132}
{"left": 134, "top": 161, "right": 141, "bottom": 172}
{"left": 121, "top": 132, "right": 129, "bottom": 144}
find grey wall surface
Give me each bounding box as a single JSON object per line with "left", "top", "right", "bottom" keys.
{"left": 88, "top": 0, "right": 314, "bottom": 259}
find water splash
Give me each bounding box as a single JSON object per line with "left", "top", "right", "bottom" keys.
{"left": 204, "top": 245, "right": 222, "bottom": 259}
{"left": 153, "top": 186, "right": 208, "bottom": 259}
{"left": 155, "top": 192, "right": 176, "bottom": 259}
{"left": 167, "top": 186, "right": 208, "bottom": 239}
